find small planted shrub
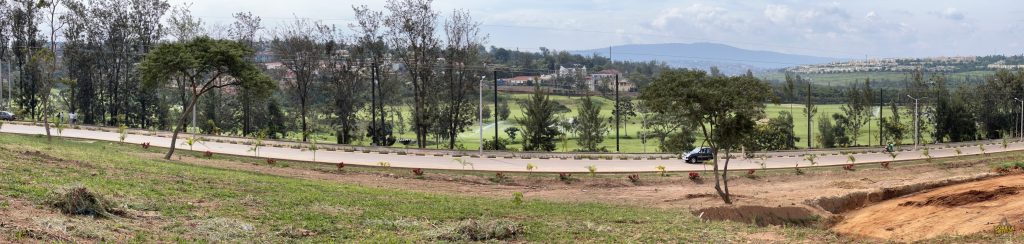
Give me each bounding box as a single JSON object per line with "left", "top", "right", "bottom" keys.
{"left": 412, "top": 168, "right": 425, "bottom": 178}
{"left": 627, "top": 174, "right": 640, "bottom": 183}
{"left": 1003, "top": 138, "right": 1009, "bottom": 149}
{"left": 746, "top": 169, "right": 756, "bottom": 178}
{"left": 688, "top": 172, "right": 700, "bottom": 181}
{"left": 309, "top": 138, "right": 319, "bottom": 162}
{"left": 141, "top": 142, "right": 151, "bottom": 149}
{"left": 558, "top": 173, "right": 572, "bottom": 182}
{"left": 336, "top": 162, "right": 345, "bottom": 171}
{"left": 794, "top": 164, "right": 805, "bottom": 175}
{"left": 585, "top": 165, "right": 597, "bottom": 177}
{"left": 804, "top": 154, "right": 819, "bottom": 166}
{"left": 880, "top": 161, "right": 891, "bottom": 169}
{"left": 922, "top": 147, "right": 933, "bottom": 163}
{"left": 118, "top": 124, "right": 128, "bottom": 143}
{"left": 185, "top": 136, "right": 200, "bottom": 151}
{"left": 979, "top": 144, "right": 987, "bottom": 155}
{"left": 378, "top": 162, "right": 392, "bottom": 168}
{"left": 491, "top": 172, "right": 508, "bottom": 183}
{"left": 954, "top": 147, "right": 963, "bottom": 159}
{"left": 266, "top": 158, "right": 277, "bottom": 165}
{"left": 656, "top": 165, "right": 667, "bottom": 177}
{"left": 843, "top": 164, "right": 855, "bottom": 171}
{"left": 203, "top": 151, "right": 214, "bottom": 158}
{"left": 526, "top": 163, "right": 536, "bottom": 174}
{"left": 512, "top": 192, "right": 524, "bottom": 206}
{"left": 454, "top": 158, "right": 474, "bottom": 170}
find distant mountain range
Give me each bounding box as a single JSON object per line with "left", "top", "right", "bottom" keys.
{"left": 571, "top": 43, "right": 841, "bottom": 75}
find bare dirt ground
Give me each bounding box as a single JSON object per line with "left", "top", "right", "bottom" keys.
{"left": 832, "top": 174, "right": 1024, "bottom": 242}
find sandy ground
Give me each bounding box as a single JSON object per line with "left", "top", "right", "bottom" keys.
{"left": 832, "top": 174, "right": 1024, "bottom": 242}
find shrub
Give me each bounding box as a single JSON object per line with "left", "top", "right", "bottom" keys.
{"left": 336, "top": 162, "right": 345, "bottom": 171}
{"left": 526, "top": 163, "right": 536, "bottom": 174}
{"left": 794, "top": 164, "right": 805, "bottom": 175}
{"left": 843, "top": 164, "right": 855, "bottom": 171}
{"left": 49, "top": 187, "right": 113, "bottom": 217}
{"left": 141, "top": 142, "right": 151, "bottom": 149}
{"left": 378, "top": 162, "right": 391, "bottom": 168}
{"left": 656, "top": 165, "right": 666, "bottom": 177}
{"left": 204, "top": 151, "right": 214, "bottom": 158}
{"left": 491, "top": 172, "right": 508, "bottom": 183}
{"left": 688, "top": 172, "right": 700, "bottom": 180}
{"left": 266, "top": 158, "right": 276, "bottom": 165}
{"left": 746, "top": 169, "right": 756, "bottom": 177}
{"left": 454, "top": 158, "right": 474, "bottom": 170}
{"left": 512, "top": 192, "right": 524, "bottom": 206}
{"left": 585, "top": 165, "right": 597, "bottom": 177}
{"left": 804, "top": 154, "right": 818, "bottom": 166}
{"left": 412, "top": 168, "right": 424, "bottom": 177}
{"left": 118, "top": 124, "right": 128, "bottom": 143}
{"left": 880, "top": 161, "right": 891, "bottom": 169}
{"left": 558, "top": 173, "right": 572, "bottom": 182}
{"left": 627, "top": 174, "right": 640, "bottom": 183}
{"left": 428, "top": 219, "right": 524, "bottom": 241}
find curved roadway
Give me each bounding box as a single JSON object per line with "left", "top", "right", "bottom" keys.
{"left": 2, "top": 123, "right": 1022, "bottom": 173}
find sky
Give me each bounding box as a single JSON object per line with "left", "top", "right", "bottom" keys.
{"left": 170, "top": 0, "right": 1024, "bottom": 59}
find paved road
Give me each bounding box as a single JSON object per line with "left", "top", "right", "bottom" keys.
{"left": 3, "top": 124, "right": 1023, "bottom": 173}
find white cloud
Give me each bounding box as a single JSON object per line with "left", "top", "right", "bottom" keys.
{"left": 764, "top": 4, "right": 790, "bottom": 24}
{"left": 934, "top": 7, "right": 965, "bottom": 21}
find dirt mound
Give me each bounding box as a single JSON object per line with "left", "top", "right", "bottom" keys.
{"left": 693, "top": 205, "right": 822, "bottom": 227}
{"left": 833, "top": 174, "right": 1024, "bottom": 242}
{"left": 898, "top": 186, "right": 1020, "bottom": 207}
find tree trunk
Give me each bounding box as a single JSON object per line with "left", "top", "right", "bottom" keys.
{"left": 712, "top": 148, "right": 733, "bottom": 204}
{"left": 300, "top": 97, "right": 307, "bottom": 142}
{"left": 165, "top": 96, "right": 196, "bottom": 160}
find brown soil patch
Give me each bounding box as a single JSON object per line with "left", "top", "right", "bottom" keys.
{"left": 832, "top": 174, "right": 1024, "bottom": 242}
{"left": 898, "top": 186, "right": 1020, "bottom": 207}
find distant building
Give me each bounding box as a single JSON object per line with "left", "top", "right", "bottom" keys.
{"left": 558, "top": 65, "right": 587, "bottom": 78}
{"left": 589, "top": 69, "right": 633, "bottom": 92}
{"left": 501, "top": 76, "right": 536, "bottom": 86}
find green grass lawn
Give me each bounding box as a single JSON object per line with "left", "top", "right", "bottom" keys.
{"left": 291, "top": 92, "right": 932, "bottom": 153}
{"left": 0, "top": 133, "right": 838, "bottom": 242}
{"left": 759, "top": 71, "right": 994, "bottom": 87}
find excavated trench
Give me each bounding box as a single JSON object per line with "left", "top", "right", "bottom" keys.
{"left": 692, "top": 173, "right": 999, "bottom": 228}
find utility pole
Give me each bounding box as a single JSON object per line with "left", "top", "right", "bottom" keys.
{"left": 493, "top": 71, "right": 499, "bottom": 146}
{"left": 908, "top": 95, "right": 926, "bottom": 147}
{"left": 879, "top": 88, "right": 884, "bottom": 146}
{"left": 807, "top": 82, "right": 812, "bottom": 148}
{"left": 1016, "top": 98, "right": 1023, "bottom": 142}
{"left": 479, "top": 75, "right": 484, "bottom": 155}
{"left": 610, "top": 73, "right": 618, "bottom": 151}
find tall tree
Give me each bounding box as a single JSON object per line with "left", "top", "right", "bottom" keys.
{"left": 140, "top": 37, "right": 274, "bottom": 159}
{"left": 271, "top": 19, "right": 322, "bottom": 142}
{"left": 575, "top": 95, "right": 607, "bottom": 152}
{"left": 385, "top": 0, "right": 440, "bottom": 148}
{"left": 517, "top": 85, "right": 561, "bottom": 152}
{"left": 640, "top": 69, "right": 772, "bottom": 204}
{"left": 438, "top": 9, "right": 486, "bottom": 149}
{"left": 229, "top": 11, "right": 264, "bottom": 137}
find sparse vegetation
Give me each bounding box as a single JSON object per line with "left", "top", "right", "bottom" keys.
{"left": 526, "top": 163, "right": 536, "bottom": 174}
{"left": 656, "top": 165, "right": 667, "bottom": 177}
{"left": 585, "top": 165, "right": 597, "bottom": 177}
{"left": 628, "top": 174, "right": 641, "bottom": 183}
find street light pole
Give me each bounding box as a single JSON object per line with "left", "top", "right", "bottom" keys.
{"left": 479, "top": 75, "right": 485, "bottom": 155}
{"left": 1015, "top": 98, "right": 1023, "bottom": 142}
{"left": 615, "top": 74, "right": 620, "bottom": 152}
{"left": 907, "top": 95, "right": 926, "bottom": 147}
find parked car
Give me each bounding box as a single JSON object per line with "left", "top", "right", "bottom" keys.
{"left": 684, "top": 147, "right": 714, "bottom": 164}
{"left": 0, "top": 111, "right": 15, "bottom": 121}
